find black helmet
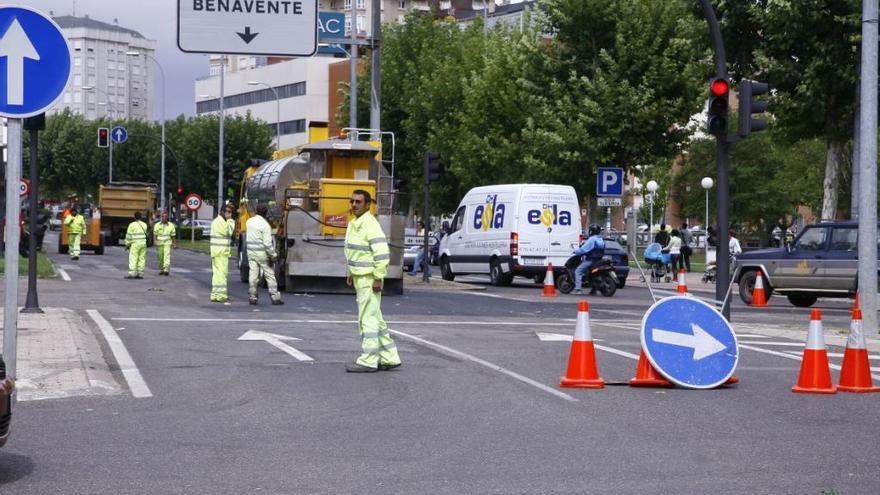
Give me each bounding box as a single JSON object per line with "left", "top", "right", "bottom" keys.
{"left": 588, "top": 224, "right": 601, "bottom": 236}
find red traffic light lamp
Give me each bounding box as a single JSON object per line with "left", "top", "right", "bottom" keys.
{"left": 707, "top": 77, "right": 729, "bottom": 136}
{"left": 97, "top": 127, "right": 109, "bottom": 148}
{"left": 176, "top": 186, "right": 184, "bottom": 195}
{"left": 710, "top": 79, "right": 729, "bottom": 97}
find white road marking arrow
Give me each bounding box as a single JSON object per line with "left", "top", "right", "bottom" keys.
{"left": 652, "top": 324, "right": 727, "bottom": 361}
{"left": 0, "top": 18, "right": 40, "bottom": 105}
{"left": 238, "top": 330, "right": 314, "bottom": 362}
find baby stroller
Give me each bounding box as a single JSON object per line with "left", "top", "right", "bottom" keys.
{"left": 643, "top": 243, "right": 672, "bottom": 283}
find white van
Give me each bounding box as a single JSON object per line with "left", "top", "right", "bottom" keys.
{"left": 438, "top": 184, "right": 582, "bottom": 285}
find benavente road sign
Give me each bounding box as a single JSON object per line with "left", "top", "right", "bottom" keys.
{"left": 0, "top": 6, "right": 71, "bottom": 118}
{"left": 641, "top": 296, "right": 738, "bottom": 389}
{"left": 111, "top": 126, "right": 128, "bottom": 144}
{"left": 177, "top": 0, "right": 317, "bottom": 57}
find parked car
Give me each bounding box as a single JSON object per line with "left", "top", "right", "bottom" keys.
{"left": 0, "top": 353, "right": 13, "bottom": 447}
{"left": 735, "top": 221, "right": 879, "bottom": 307}
{"left": 49, "top": 206, "right": 63, "bottom": 231}
{"left": 181, "top": 219, "right": 213, "bottom": 237}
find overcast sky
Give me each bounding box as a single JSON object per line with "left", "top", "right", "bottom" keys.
{"left": 27, "top": 0, "right": 210, "bottom": 120}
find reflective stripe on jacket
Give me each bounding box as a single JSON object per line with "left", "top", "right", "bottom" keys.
{"left": 125, "top": 220, "right": 149, "bottom": 247}
{"left": 210, "top": 215, "right": 234, "bottom": 257}
{"left": 245, "top": 215, "right": 275, "bottom": 261}
{"left": 154, "top": 222, "right": 176, "bottom": 245}
{"left": 344, "top": 211, "right": 389, "bottom": 279}
{"left": 65, "top": 214, "right": 86, "bottom": 235}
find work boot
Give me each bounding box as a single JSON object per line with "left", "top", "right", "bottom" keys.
{"left": 72, "top": 256, "right": 79, "bottom": 261}
{"left": 573, "top": 289, "right": 582, "bottom": 295}
{"left": 345, "top": 363, "right": 378, "bottom": 373}
{"left": 271, "top": 299, "right": 284, "bottom": 306}
{"left": 124, "top": 274, "right": 136, "bottom": 279}
{"left": 378, "top": 362, "right": 402, "bottom": 371}
{"left": 136, "top": 274, "right": 144, "bottom": 279}
{"left": 249, "top": 298, "right": 258, "bottom": 305}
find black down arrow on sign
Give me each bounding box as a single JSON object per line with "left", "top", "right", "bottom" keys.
{"left": 237, "top": 26, "right": 259, "bottom": 44}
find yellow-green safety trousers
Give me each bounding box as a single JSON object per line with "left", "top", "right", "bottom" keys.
{"left": 154, "top": 223, "right": 176, "bottom": 272}
{"left": 210, "top": 216, "right": 235, "bottom": 301}
{"left": 353, "top": 275, "right": 400, "bottom": 368}
{"left": 125, "top": 220, "right": 148, "bottom": 277}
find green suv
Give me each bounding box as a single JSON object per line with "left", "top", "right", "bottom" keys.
{"left": 735, "top": 221, "right": 878, "bottom": 308}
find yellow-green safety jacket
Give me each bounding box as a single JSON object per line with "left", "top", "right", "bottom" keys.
{"left": 65, "top": 214, "right": 86, "bottom": 235}
{"left": 344, "top": 211, "right": 389, "bottom": 280}
{"left": 125, "top": 220, "right": 149, "bottom": 247}
{"left": 153, "top": 222, "right": 176, "bottom": 245}
{"left": 210, "top": 215, "right": 235, "bottom": 257}
{"left": 245, "top": 215, "right": 275, "bottom": 262}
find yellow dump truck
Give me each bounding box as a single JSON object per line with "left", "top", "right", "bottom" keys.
{"left": 97, "top": 182, "right": 157, "bottom": 246}
{"left": 236, "top": 128, "right": 405, "bottom": 294}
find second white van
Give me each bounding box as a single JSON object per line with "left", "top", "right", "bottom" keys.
{"left": 438, "top": 184, "right": 582, "bottom": 285}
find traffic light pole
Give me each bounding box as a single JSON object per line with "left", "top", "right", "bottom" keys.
{"left": 23, "top": 125, "right": 42, "bottom": 313}
{"left": 422, "top": 153, "right": 430, "bottom": 283}
{"left": 699, "top": 0, "right": 732, "bottom": 319}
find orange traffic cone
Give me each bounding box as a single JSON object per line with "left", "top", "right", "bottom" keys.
{"left": 542, "top": 263, "right": 557, "bottom": 298}
{"left": 853, "top": 290, "right": 860, "bottom": 311}
{"left": 676, "top": 268, "right": 688, "bottom": 294}
{"left": 750, "top": 271, "right": 768, "bottom": 307}
{"left": 838, "top": 308, "right": 880, "bottom": 393}
{"left": 792, "top": 309, "right": 837, "bottom": 394}
{"left": 629, "top": 350, "right": 673, "bottom": 387}
{"left": 560, "top": 300, "right": 604, "bottom": 388}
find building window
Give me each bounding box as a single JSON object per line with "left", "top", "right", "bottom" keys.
{"left": 87, "top": 57, "right": 96, "bottom": 67}
{"left": 63, "top": 92, "right": 71, "bottom": 104}
{"left": 344, "top": 0, "right": 351, "bottom": 9}
{"left": 87, "top": 75, "right": 96, "bottom": 86}
{"left": 73, "top": 92, "right": 82, "bottom": 103}
{"left": 356, "top": 0, "right": 365, "bottom": 8}
{"left": 132, "top": 65, "right": 140, "bottom": 75}
{"left": 74, "top": 57, "right": 81, "bottom": 66}
{"left": 196, "top": 81, "right": 307, "bottom": 114}
{"left": 398, "top": 0, "right": 406, "bottom": 8}
{"left": 73, "top": 41, "right": 82, "bottom": 51}
{"left": 277, "top": 119, "right": 306, "bottom": 136}
{"left": 87, "top": 92, "right": 96, "bottom": 104}
{"left": 73, "top": 74, "right": 82, "bottom": 86}
{"left": 357, "top": 15, "right": 365, "bottom": 32}
{"left": 345, "top": 17, "right": 352, "bottom": 35}
{"left": 108, "top": 61, "right": 116, "bottom": 70}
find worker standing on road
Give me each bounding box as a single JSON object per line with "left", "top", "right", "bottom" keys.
{"left": 210, "top": 204, "right": 235, "bottom": 302}
{"left": 246, "top": 204, "right": 283, "bottom": 306}
{"left": 124, "top": 212, "right": 149, "bottom": 279}
{"left": 153, "top": 211, "right": 177, "bottom": 275}
{"left": 343, "top": 189, "right": 401, "bottom": 373}
{"left": 64, "top": 205, "right": 86, "bottom": 261}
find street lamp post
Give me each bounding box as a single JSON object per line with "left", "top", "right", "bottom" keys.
{"left": 127, "top": 51, "right": 167, "bottom": 211}
{"left": 646, "top": 180, "right": 659, "bottom": 233}
{"left": 701, "top": 177, "right": 714, "bottom": 236}
{"left": 248, "top": 81, "right": 281, "bottom": 150}
{"left": 83, "top": 86, "right": 120, "bottom": 182}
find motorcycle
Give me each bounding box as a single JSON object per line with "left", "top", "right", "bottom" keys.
{"left": 556, "top": 254, "right": 619, "bottom": 297}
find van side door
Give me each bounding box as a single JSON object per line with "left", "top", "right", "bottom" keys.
{"left": 445, "top": 205, "right": 468, "bottom": 273}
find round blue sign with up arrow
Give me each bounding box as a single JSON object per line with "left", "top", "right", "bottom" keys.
{"left": 0, "top": 6, "right": 71, "bottom": 118}
{"left": 641, "top": 296, "right": 738, "bottom": 389}
{"left": 111, "top": 126, "right": 128, "bottom": 144}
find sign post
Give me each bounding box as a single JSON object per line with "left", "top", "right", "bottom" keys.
{"left": 184, "top": 193, "right": 203, "bottom": 242}
{"left": 0, "top": 6, "right": 71, "bottom": 387}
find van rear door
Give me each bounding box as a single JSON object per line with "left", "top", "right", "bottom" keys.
{"left": 517, "top": 186, "right": 581, "bottom": 267}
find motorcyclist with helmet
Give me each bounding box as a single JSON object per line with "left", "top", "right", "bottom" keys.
{"left": 572, "top": 224, "right": 605, "bottom": 295}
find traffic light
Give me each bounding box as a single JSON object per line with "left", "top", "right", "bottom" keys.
{"left": 738, "top": 80, "right": 769, "bottom": 138}
{"left": 707, "top": 77, "right": 729, "bottom": 136}
{"left": 425, "top": 151, "right": 443, "bottom": 184}
{"left": 97, "top": 127, "right": 109, "bottom": 148}
{"left": 176, "top": 185, "right": 184, "bottom": 196}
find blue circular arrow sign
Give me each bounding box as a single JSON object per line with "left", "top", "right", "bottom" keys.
{"left": 641, "top": 296, "right": 738, "bottom": 389}
{"left": 0, "top": 6, "right": 71, "bottom": 118}
{"left": 111, "top": 126, "right": 128, "bottom": 143}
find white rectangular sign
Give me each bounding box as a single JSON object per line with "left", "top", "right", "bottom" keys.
{"left": 597, "top": 197, "right": 622, "bottom": 207}
{"left": 177, "top": 0, "right": 317, "bottom": 56}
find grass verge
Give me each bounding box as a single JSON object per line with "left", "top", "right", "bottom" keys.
{"left": 177, "top": 239, "right": 212, "bottom": 255}
{"left": 0, "top": 250, "right": 57, "bottom": 278}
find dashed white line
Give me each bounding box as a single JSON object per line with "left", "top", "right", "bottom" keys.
{"left": 57, "top": 268, "right": 71, "bottom": 281}
{"left": 740, "top": 343, "right": 880, "bottom": 381}
{"left": 87, "top": 309, "right": 153, "bottom": 398}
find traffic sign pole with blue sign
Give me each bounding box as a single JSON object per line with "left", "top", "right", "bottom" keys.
{"left": 597, "top": 167, "right": 624, "bottom": 197}
{"left": 111, "top": 126, "right": 128, "bottom": 143}
{"left": 0, "top": 6, "right": 71, "bottom": 385}
{"left": 641, "top": 296, "right": 739, "bottom": 389}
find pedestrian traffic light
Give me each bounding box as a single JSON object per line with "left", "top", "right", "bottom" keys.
{"left": 707, "top": 77, "right": 729, "bottom": 136}
{"left": 738, "top": 79, "right": 769, "bottom": 138}
{"left": 425, "top": 151, "right": 443, "bottom": 184}
{"left": 97, "top": 127, "right": 110, "bottom": 148}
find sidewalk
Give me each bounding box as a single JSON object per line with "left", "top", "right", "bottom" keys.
{"left": 0, "top": 307, "right": 122, "bottom": 401}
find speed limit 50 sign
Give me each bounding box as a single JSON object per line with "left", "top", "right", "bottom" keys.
{"left": 184, "top": 193, "right": 203, "bottom": 212}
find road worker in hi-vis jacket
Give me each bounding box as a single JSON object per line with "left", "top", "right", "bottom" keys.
{"left": 343, "top": 189, "right": 401, "bottom": 373}
{"left": 153, "top": 211, "right": 177, "bottom": 275}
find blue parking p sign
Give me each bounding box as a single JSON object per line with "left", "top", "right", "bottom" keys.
{"left": 641, "top": 296, "right": 738, "bottom": 389}
{"left": 597, "top": 167, "right": 624, "bottom": 197}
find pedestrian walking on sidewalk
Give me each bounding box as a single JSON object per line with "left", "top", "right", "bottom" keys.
{"left": 153, "top": 211, "right": 177, "bottom": 275}
{"left": 246, "top": 204, "right": 283, "bottom": 306}
{"left": 210, "top": 204, "right": 235, "bottom": 302}
{"left": 343, "top": 189, "right": 401, "bottom": 373}
{"left": 679, "top": 223, "right": 693, "bottom": 272}
{"left": 124, "top": 212, "right": 149, "bottom": 279}
{"left": 64, "top": 206, "right": 86, "bottom": 260}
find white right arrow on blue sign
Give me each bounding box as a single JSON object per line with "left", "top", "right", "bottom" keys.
{"left": 652, "top": 324, "right": 727, "bottom": 361}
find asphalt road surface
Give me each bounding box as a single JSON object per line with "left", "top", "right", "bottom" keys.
{"left": 1, "top": 232, "right": 877, "bottom": 494}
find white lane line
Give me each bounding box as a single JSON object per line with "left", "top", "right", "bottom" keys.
{"left": 739, "top": 341, "right": 804, "bottom": 347}
{"left": 173, "top": 268, "right": 193, "bottom": 273}
{"left": 740, "top": 343, "right": 880, "bottom": 381}
{"left": 594, "top": 344, "right": 640, "bottom": 360}
{"left": 388, "top": 328, "right": 578, "bottom": 403}
{"left": 111, "top": 317, "right": 576, "bottom": 326}
{"left": 86, "top": 309, "right": 153, "bottom": 398}
{"left": 735, "top": 334, "right": 770, "bottom": 338}
{"left": 824, "top": 352, "right": 880, "bottom": 360}
{"left": 57, "top": 268, "right": 71, "bottom": 281}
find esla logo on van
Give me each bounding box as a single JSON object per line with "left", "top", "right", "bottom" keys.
{"left": 474, "top": 195, "right": 506, "bottom": 231}
{"left": 528, "top": 203, "right": 572, "bottom": 232}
